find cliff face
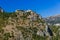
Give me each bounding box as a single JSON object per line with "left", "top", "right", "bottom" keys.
{"left": 0, "top": 10, "right": 52, "bottom": 40}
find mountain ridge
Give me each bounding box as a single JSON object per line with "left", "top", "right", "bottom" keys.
{"left": 44, "top": 14, "right": 60, "bottom": 24}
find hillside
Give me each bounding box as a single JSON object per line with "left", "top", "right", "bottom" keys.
{"left": 0, "top": 9, "right": 60, "bottom": 40}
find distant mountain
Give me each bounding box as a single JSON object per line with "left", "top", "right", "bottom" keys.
{"left": 44, "top": 14, "right": 60, "bottom": 24}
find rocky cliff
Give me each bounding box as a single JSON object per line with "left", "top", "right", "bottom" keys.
{"left": 0, "top": 10, "right": 53, "bottom": 40}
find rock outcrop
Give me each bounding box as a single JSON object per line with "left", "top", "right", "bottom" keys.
{"left": 0, "top": 10, "right": 53, "bottom": 40}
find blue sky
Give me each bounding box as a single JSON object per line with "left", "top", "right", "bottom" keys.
{"left": 0, "top": 0, "right": 60, "bottom": 17}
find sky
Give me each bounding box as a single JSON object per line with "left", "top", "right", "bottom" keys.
{"left": 0, "top": 0, "right": 60, "bottom": 17}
